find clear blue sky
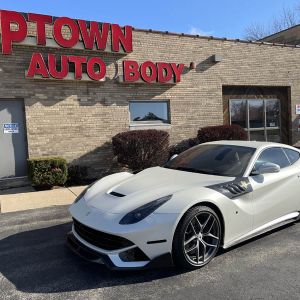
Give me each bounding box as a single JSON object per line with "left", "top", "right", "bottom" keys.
{"left": 0, "top": 0, "right": 299, "bottom": 38}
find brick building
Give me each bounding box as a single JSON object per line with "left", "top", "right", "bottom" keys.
{"left": 262, "top": 24, "right": 300, "bottom": 46}
{"left": 1, "top": 10, "right": 300, "bottom": 187}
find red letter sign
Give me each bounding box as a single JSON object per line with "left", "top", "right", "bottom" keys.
{"left": 48, "top": 54, "right": 69, "bottom": 79}
{"left": 140, "top": 61, "right": 157, "bottom": 83}
{"left": 111, "top": 25, "right": 133, "bottom": 53}
{"left": 26, "top": 53, "right": 49, "bottom": 78}
{"left": 87, "top": 57, "right": 106, "bottom": 80}
{"left": 28, "top": 13, "right": 53, "bottom": 46}
{"left": 123, "top": 60, "right": 140, "bottom": 82}
{"left": 68, "top": 56, "right": 87, "bottom": 79}
{"left": 157, "top": 63, "right": 173, "bottom": 83}
{"left": 53, "top": 17, "right": 79, "bottom": 48}
{"left": 78, "top": 20, "right": 109, "bottom": 51}
{"left": 0, "top": 10, "right": 27, "bottom": 54}
{"left": 171, "top": 63, "right": 185, "bottom": 83}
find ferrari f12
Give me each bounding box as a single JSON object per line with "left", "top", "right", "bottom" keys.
{"left": 67, "top": 141, "right": 300, "bottom": 270}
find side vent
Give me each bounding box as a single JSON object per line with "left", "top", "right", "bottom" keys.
{"left": 109, "top": 191, "right": 126, "bottom": 197}
{"left": 206, "top": 178, "right": 253, "bottom": 199}
{"left": 222, "top": 183, "right": 247, "bottom": 195}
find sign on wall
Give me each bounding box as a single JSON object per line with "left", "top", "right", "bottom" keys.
{"left": 3, "top": 123, "right": 19, "bottom": 133}
{"left": 296, "top": 104, "right": 300, "bottom": 115}
{"left": 0, "top": 10, "right": 185, "bottom": 84}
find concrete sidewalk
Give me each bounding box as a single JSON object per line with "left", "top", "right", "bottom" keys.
{"left": 0, "top": 186, "right": 86, "bottom": 213}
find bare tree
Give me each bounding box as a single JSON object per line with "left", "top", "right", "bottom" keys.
{"left": 272, "top": 7, "right": 298, "bottom": 31}
{"left": 244, "top": 23, "right": 269, "bottom": 41}
{"left": 244, "top": 5, "right": 299, "bottom": 41}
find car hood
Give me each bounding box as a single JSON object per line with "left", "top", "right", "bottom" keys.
{"left": 84, "top": 167, "right": 233, "bottom": 214}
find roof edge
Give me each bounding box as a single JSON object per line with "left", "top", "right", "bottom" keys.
{"left": 133, "top": 28, "right": 300, "bottom": 48}
{"left": 14, "top": 11, "right": 300, "bottom": 49}
{"left": 260, "top": 24, "right": 300, "bottom": 41}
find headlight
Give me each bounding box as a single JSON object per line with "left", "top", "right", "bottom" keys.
{"left": 73, "top": 183, "right": 93, "bottom": 203}
{"left": 119, "top": 195, "right": 172, "bottom": 225}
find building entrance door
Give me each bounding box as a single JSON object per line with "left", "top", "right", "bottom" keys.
{"left": 0, "top": 100, "right": 28, "bottom": 180}
{"left": 230, "top": 99, "right": 281, "bottom": 142}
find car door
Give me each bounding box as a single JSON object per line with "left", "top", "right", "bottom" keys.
{"left": 249, "top": 147, "right": 300, "bottom": 230}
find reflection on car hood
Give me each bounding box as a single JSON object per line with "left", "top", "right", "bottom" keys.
{"left": 113, "top": 167, "right": 232, "bottom": 195}
{"left": 84, "top": 167, "right": 234, "bottom": 214}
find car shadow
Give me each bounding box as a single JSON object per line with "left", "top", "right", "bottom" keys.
{"left": 0, "top": 220, "right": 296, "bottom": 294}
{"left": 0, "top": 222, "right": 183, "bottom": 294}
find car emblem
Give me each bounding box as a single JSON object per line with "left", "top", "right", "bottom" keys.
{"left": 85, "top": 211, "right": 91, "bottom": 216}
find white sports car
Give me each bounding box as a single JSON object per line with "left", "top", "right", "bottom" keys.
{"left": 67, "top": 141, "right": 300, "bottom": 270}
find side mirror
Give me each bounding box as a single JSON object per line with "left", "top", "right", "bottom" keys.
{"left": 252, "top": 162, "right": 281, "bottom": 175}
{"left": 169, "top": 154, "right": 178, "bottom": 161}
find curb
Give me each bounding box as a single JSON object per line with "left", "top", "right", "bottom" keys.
{"left": 0, "top": 186, "right": 87, "bottom": 213}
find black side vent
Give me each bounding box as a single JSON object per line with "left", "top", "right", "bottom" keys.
{"left": 206, "top": 178, "right": 253, "bottom": 199}
{"left": 109, "top": 191, "right": 126, "bottom": 197}
{"left": 222, "top": 183, "right": 247, "bottom": 195}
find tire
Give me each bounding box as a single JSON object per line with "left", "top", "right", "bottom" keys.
{"left": 172, "top": 206, "right": 222, "bottom": 270}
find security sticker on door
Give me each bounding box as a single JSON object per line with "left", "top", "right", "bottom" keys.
{"left": 3, "top": 123, "right": 19, "bottom": 133}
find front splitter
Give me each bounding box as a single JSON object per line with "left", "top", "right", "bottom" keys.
{"left": 66, "top": 232, "right": 173, "bottom": 270}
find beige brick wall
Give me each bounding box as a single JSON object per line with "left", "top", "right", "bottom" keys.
{"left": 1, "top": 26, "right": 300, "bottom": 177}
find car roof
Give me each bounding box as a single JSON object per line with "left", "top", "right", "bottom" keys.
{"left": 204, "top": 140, "right": 299, "bottom": 151}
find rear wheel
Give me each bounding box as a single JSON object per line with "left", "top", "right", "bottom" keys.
{"left": 172, "top": 206, "right": 222, "bottom": 269}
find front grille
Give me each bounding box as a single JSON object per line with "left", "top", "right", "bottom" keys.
{"left": 73, "top": 218, "right": 134, "bottom": 250}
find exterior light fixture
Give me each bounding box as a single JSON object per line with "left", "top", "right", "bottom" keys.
{"left": 189, "top": 62, "right": 196, "bottom": 69}
{"left": 212, "top": 55, "right": 222, "bottom": 62}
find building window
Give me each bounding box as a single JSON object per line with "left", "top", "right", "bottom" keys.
{"left": 230, "top": 99, "right": 281, "bottom": 142}
{"left": 129, "top": 100, "right": 170, "bottom": 125}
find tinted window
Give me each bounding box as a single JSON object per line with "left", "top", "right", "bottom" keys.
{"left": 230, "top": 100, "right": 247, "bottom": 128}
{"left": 165, "top": 144, "right": 256, "bottom": 177}
{"left": 255, "top": 147, "right": 290, "bottom": 169}
{"left": 266, "top": 99, "right": 280, "bottom": 128}
{"left": 229, "top": 98, "right": 281, "bottom": 142}
{"left": 129, "top": 101, "right": 170, "bottom": 124}
{"left": 283, "top": 148, "right": 300, "bottom": 165}
{"left": 249, "top": 100, "right": 264, "bottom": 128}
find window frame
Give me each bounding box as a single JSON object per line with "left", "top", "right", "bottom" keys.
{"left": 282, "top": 147, "right": 300, "bottom": 165}
{"left": 253, "top": 147, "right": 291, "bottom": 171}
{"left": 129, "top": 100, "right": 171, "bottom": 126}
{"left": 247, "top": 146, "right": 298, "bottom": 176}
{"left": 229, "top": 98, "right": 281, "bottom": 142}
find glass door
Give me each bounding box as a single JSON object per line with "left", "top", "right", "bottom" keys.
{"left": 265, "top": 99, "right": 280, "bottom": 142}
{"left": 230, "top": 99, "right": 281, "bottom": 142}
{"left": 248, "top": 99, "right": 265, "bottom": 141}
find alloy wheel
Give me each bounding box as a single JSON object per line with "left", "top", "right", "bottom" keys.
{"left": 183, "top": 211, "right": 220, "bottom": 266}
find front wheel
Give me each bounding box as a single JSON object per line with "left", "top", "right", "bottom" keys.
{"left": 172, "top": 206, "right": 222, "bottom": 269}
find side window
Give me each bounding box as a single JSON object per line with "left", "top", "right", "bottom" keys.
{"left": 129, "top": 101, "right": 170, "bottom": 125}
{"left": 282, "top": 148, "right": 300, "bottom": 165}
{"left": 255, "top": 147, "right": 290, "bottom": 170}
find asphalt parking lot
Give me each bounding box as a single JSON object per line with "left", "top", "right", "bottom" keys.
{"left": 0, "top": 206, "right": 299, "bottom": 300}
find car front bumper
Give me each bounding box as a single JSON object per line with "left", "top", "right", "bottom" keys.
{"left": 68, "top": 199, "right": 179, "bottom": 269}
{"left": 66, "top": 231, "right": 173, "bottom": 270}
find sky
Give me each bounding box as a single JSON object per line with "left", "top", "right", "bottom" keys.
{"left": 0, "top": 0, "right": 299, "bottom": 39}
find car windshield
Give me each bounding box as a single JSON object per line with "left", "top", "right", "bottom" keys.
{"left": 165, "top": 144, "right": 256, "bottom": 177}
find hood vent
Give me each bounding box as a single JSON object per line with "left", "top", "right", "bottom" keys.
{"left": 108, "top": 191, "right": 126, "bottom": 197}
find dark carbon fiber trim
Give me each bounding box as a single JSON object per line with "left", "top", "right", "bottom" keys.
{"left": 206, "top": 177, "right": 253, "bottom": 199}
